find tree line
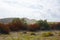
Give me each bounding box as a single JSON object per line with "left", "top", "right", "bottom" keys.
{"left": 0, "top": 18, "right": 60, "bottom": 34}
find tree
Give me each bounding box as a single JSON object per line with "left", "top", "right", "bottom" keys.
{"left": 37, "top": 20, "right": 50, "bottom": 30}
{"left": 44, "top": 20, "right": 50, "bottom": 30}
{"left": 9, "top": 18, "right": 24, "bottom": 31}
{"left": 56, "top": 23, "right": 60, "bottom": 30}
{"left": 0, "top": 23, "right": 10, "bottom": 34}
{"left": 49, "top": 23, "right": 56, "bottom": 30}
{"left": 28, "top": 23, "right": 39, "bottom": 31}
{"left": 21, "top": 18, "right": 28, "bottom": 30}
{"left": 37, "top": 20, "right": 43, "bottom": 30}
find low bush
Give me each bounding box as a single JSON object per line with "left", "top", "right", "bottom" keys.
{"left": 23, "top": 31, "right": 27, "bottom": 34}
{"left": 58, "top": 32, "right": 60, "bottom": 36}
{"left": 31, "top": 32, "right": 36, "bottom": 35}
{"left": 41, "top": 32, "right": 53, "bottom": 37}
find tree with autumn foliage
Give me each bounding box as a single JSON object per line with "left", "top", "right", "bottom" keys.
{"left": 49, "top": 23, "right": 56, "bottom": 30}
{"left": 9, "top": 18, "right": 24, "bottom": 31}
{"left": 28, "top": 23, "right": 39, "bottom": 31}
{"left": 0, "top": 23, "right": 10, "bottom": 34}
{"left": 49, "top": 22, "right": 60, "bottom": 30}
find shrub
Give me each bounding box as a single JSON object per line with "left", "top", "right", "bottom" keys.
{"left": 31, "top": 32, "right": 36, "bottom": 35}
{"left": 41, "top": 32, "right": 53, "bottom": 37}
{"left": 23, "top": 31, "right": 27, "bottom": 34}
{"left": 58, "top": 32, "right": 60, "bottom": 36}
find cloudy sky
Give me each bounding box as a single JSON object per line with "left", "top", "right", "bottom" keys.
{"left": 0, "top": 0, "right": 60, "bottom": 22}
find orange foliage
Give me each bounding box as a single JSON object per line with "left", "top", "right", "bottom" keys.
{"left": 0, "top": 23, "right": 10, "bottom": 34}
{"left": 29, "top": 23, "right": 39, "bottom": 29}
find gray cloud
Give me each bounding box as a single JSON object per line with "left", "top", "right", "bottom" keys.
{"left": 0, "top": 0, "right": 60, "bottom": 22}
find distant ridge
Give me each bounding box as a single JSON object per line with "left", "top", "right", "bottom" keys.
{"left": 0, "top": 18, "right": 17, "bottom": 24}
{"left": 0, "top": 18, "right": 37, "bottom": 24}
{"left": 0, "top": 18, "right": 59, "bottom": 24}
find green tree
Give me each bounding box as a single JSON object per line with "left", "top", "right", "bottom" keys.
{"left": 37, "top": 20, "right": 50, "bottom": 30}
{"left": 43, "top": 20, "right": 50, "bottom": 30}
{"left": 21, "top": 18, "right": 28, "bottom": 30}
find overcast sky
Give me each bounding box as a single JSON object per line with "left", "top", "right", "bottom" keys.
{"left": 0, "top": 0, "right": 60, "bottom": 22}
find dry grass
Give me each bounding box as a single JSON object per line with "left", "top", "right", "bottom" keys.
{"left": 41, "top": 32, "right": 53, "bottom": 37}
{"left": 0, "top": 31, "right": 60, "bottom": 40}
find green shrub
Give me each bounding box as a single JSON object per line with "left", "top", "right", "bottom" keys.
{"left": 42, "top": 32, "right": 53, "bottom": 37}
{"left": 31, "top": 32, "right": 36, "bottom": 35}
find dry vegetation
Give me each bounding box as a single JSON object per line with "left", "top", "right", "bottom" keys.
{"left": 0, "top": 31, "right": 60, "bottom": 40}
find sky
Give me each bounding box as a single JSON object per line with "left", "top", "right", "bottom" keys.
{"left": 0, "top": 0, "right": 60, "bottom": 22}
